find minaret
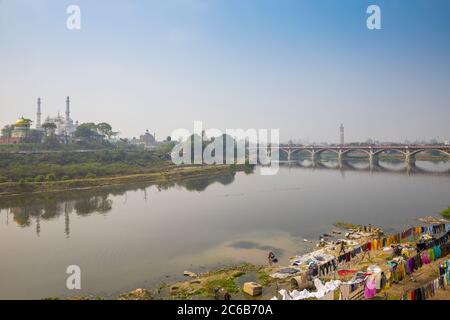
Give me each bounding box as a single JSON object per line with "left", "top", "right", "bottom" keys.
{"left": 65, "top": 96, "right": 70, "bottom": 122}
{"left": 340, "top": 124, "right": 345, "bottom": 146}
{"left": 36, "top": 98, "right": 42, "bottom": 129}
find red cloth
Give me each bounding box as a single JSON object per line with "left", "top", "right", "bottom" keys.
{"left": 338, "top": 270, "right": 358, "bottom": 276}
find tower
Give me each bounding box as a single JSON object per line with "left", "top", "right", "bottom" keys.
{"left": 65, "top": 96, "right": 70, "bottom": 122}
{"left": 340, "top": 124, "right": 345, "bottom": 146}
{"left": 36, "top": 98, "right": 42, "bottom": 129}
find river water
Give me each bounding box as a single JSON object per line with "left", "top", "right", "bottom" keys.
{"left": 0, "top": 160, "right": 449, "bottom": 299}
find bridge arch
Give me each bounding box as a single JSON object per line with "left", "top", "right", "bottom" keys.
{"left": 409, "top": 149, "right": 450, "bottom": 157}
{"left": 313, "top": 148, "right": 340, "bottom": 156}
{"left": 341, "top": 148, "right": 372, "bottom": 157}
{"left": 372, "top": 149, "right": 407, "bottom": 157}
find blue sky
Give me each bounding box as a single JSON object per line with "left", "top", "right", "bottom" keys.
{"left": 0, "top": 0, "right": 449, "bottom": 142}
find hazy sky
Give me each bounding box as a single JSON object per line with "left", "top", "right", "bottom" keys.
{"left": 0, "top": 0, "right": 449, "bottom": 143}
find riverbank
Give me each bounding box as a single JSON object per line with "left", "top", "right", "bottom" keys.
{"left": 0, "top": 164, "right": 254, "bottom": 198}
{"left": 95, "top": 218, "right": 450, "bottom": 301}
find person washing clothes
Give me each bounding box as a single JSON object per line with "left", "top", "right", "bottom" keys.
{"left": 339, "top": 241, "right": 346, "bottom": 255}
{"left": 268, "top": 251, "right": 278, "bottom": 265}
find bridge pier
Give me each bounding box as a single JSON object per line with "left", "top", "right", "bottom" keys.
{"left": 311, "top": 150, "right": 320, "bottom": 162}
{"left": 337, "top": 150, "right": 343, "bottom": 162}
{"left": 405, "top": 151, "right": 416, "bottom": 166}
{"left": 369, "top": 152, "right": 379, "bottom": 167}
{"left": 287, "top": 149, "right": 292, "bottom": 162}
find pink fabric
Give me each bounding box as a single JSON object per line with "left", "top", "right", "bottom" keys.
{"left": 421, "top": 253, "right": 430, "bottom": 265}
{"left": 364, "top": 278, "right": 377, "bottom": 299}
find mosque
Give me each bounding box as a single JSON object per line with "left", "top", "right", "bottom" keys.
{"left": 0, "top": 97, "right": 79, "bottom": 144}
{"left": 38, "top": 96, "right": 79, "bottom": 137}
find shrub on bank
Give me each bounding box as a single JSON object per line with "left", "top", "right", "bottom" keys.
{"left": 34, "top": 175, "right": 45, "bottom": 182}
{"left": 440, "top": 207, "right": 450, "bottom": 218}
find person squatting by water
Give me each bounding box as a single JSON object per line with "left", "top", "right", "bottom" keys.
{"left": 268, "top": 251, "right": 278, "bottom": 265}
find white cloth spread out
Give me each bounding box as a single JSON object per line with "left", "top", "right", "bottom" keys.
{"left": 314, "top": 278, "right": 326, "bottom": 292}
{"left": 279, "top": 289, "right": 292, "bottom": 300}
{"left": 273, "top": 279, "right": 342, "bottom": 300}
{"left": 290, "top": 250, "right": 335, "bottom": 267}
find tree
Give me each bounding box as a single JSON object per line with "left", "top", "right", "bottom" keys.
{"left": 96, "top": 122, "right": 117, "bottom": 139}
{"left": 1, "top": 125, "right": 13, "bottom": 138}
{"left": 42, "top": 122, "right": 57, "bottom": 137}
{"left": 24, "top": 129, "right": 44, "bottom": 144}
{"left": 42, "top": 122, "right": 57, "bottom": 130}
{"left": 74, "top": 123, "right": 100, "bottom": 140}
{"left": 43, "top": 134, "right": 60, "bottom": 149}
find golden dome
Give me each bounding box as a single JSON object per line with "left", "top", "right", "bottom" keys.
{"left": 15, "top": 117, "right": 32, "bottom": 127}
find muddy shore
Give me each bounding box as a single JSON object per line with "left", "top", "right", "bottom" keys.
{"left": 59, "top": 218, "right": 449, "bottom": 301}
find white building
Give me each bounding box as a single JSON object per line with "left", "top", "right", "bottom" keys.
{"left": 38, "top": 97, "right": 78, "bottom": 137}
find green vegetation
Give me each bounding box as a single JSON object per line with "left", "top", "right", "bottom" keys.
{"left": 204, "top": 277, "right": 239, "bottom": 294}
{"left": 257, "top": 270, "right": 271, "bottom": 286}
{"left": 0, "top": 147, "right": 173, "bottom": 183}
{"left": 168, "top": 264, "right": 258, "bottom": 300}
{"left": 334, "top": 221, "right": 359, "bottom": 230}
{"left": 0, "top": 164, "right": 253, "bottom": 197}
{"left": 440, "top": 207, "right": 450, "bottom": 218}
{"left": 0, "top": 130, "right": 257, "bottom": 196}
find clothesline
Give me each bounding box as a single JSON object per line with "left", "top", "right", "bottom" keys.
{"left": 275, "top": 222, "right": 450, "bottom": 300}
{"left": 283, "top": 223, "right": 450, "bottom": 281}
{"left": 403, "top": 260, "right": 450, "bottom": 300}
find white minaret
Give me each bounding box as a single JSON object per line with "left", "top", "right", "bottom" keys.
{"left": 65, "top": 96, "right": 70, "bottom": 122}
{"left": 36, "top": 97, "right": 42, "bottom": 129}
{"left": 340, "top": 124, "right": 345, "bottom": 146}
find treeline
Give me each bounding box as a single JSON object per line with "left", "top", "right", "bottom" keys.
{"left": 0, "top": 147, "right": 174, "bottom": 183}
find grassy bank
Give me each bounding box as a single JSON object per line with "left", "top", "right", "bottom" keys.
{"left": 0, "top": 164, "right": 254, "bottom": 197}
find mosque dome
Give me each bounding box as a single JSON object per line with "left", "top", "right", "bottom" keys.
{"left": 15, "top": 117, "right": 32, "bottom": 127}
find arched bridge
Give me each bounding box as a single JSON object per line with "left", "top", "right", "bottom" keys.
{"left": 276, "top": 145, "right": 450, "bottom": 165}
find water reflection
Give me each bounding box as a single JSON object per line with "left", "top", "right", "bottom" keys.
{"left": 289, "top": 158, "right": 450, "bottom": 175}
{"left": 0, "top": 172, "right": 238, "bottom": 236}
{"left": 1, "top": 160, "right": 449, "bottom": 237}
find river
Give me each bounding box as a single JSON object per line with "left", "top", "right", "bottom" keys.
{"left": 0, "top": 159, "right": 449, "bottom": 299}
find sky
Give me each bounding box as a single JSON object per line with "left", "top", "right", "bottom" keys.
{"left": 0, "top": 0, "right": 449, "bottom": 143}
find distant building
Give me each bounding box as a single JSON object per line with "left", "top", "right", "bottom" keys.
{"left": 340, "top": 124, "right": 345, "bottom": 146}
{"left": 12, "top": 117, "right": 33, "bottom": 139}
{"left": 1, "top": 97, "right": 79, "bottom": 145}
{"left": 0, "top": 117, "right": 33, "bottom": 144}
{"left": 131, "top": 130, "right": 157, "bottom": 149}
{"left": 41, "top": 97, "right": 78, "bottom": 139}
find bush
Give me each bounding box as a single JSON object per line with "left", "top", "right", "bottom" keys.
{"left": 34, "top": 175, "right": 45, "bottom": 182}
{"left": 0, "top": 176, "right": 7, "bottom": 183}
{"left": 45, "top": 173, "right": 56, "bottom": 182}
{"left": 85, "top": 173, "right": 97, "bottom": 179}
{"left": 61, "top": 176, "right": 71, "bottom": 181}
{"left": 440, "top": 207, "right": 450, "bottom": 218}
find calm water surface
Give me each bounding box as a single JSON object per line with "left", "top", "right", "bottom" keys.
{"left": 1, "top": 160, "right": 449, "bottom": 299}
